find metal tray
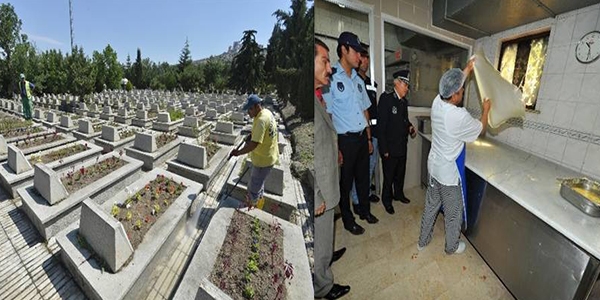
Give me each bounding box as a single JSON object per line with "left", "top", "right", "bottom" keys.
{"left": 559, "top": 177, "right": 600, "bottom": 217}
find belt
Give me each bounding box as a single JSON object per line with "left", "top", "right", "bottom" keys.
{"left": 339, "top": 129, "right": 366, "bottom": 137}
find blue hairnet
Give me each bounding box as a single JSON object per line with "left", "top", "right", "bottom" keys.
{"left": 439, "top": 68, "right": 465, "bottom": 98}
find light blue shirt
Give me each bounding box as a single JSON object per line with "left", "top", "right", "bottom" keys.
{"left": 322, "top": 61, "right": 371, "bottom": 134}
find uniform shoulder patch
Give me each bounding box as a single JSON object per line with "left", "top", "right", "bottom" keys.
{"left": 357, "top": 83, "right": 363, "bottom": 93}
{"left": 337, "top": 82, "right": 344, "bottom": 92}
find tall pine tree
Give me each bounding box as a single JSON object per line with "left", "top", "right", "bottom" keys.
{"left": 229, "top": 30, "right": 264, "bottom": 94}
{"left": 178, "top": 38, "right": 192, "bottom": 73}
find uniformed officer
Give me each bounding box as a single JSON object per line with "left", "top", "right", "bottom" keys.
{"left": 323, "top": 31, "right": 378, "bottom": 235}
{"left": 377, "top": 70, "right": 416, "bottom": 214}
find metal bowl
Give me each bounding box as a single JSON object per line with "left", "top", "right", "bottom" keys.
{"left": 559, "top": 177, "right": 600, "bottom": 217}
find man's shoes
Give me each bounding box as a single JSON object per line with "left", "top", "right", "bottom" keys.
{"left": 369, "top": 194, "right": 380, "bottom": 203}
{"left": 330, "top": 247, "right": 346, "bottom": 266}
{"left": 344, "top": 223, "right": 365, "bottom": 235}
{"left": 359, "top": 213, "right": 379, "bottom": 224}
{"left": 395, "top": 196, "right": 411, "bottom": 204}
{"left": 384, "top": 205, "right": 395, "bottom": 215}
{"left": 323, "top": 284, "right": 351, "bottom": 300}
{"left": 451, "top": 241, "right": 466, "bottom": 254}
{"left": 352, "top": 204, "right": 362, "bottom": 216}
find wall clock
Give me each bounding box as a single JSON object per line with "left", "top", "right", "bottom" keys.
{"left": 575, "top": 31, "right": 600, "bottom": 64}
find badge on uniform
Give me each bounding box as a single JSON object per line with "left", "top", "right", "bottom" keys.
{"left": 392, "top": 106, "right": 397, "bottom": 114}
{"left": 337, "top": 82, "right": 345, "bottom": 92}
{"left": 357, "top": 84, "right": 363, "bottom": 93}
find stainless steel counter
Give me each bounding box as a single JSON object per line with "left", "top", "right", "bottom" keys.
{"left": 419, "top": 132, "right": 600, "bottom": 300}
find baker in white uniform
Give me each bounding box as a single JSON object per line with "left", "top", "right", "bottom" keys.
{"left": 417, "top": 58, "right": 491, "bottom": 254}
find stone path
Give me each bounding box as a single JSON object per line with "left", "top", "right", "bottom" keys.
{"left": 0, "top": 194, "right": 85, "bottom": 300}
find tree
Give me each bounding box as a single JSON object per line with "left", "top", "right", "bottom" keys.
{"left": 123, "top": 53, "right": 132, "bottom": 80}
{"left": 179, "top": 64, "right": 204, "bottom": 92}
{"left": 133, "top": 48, "right": 143, "bottom": 88}
{"left": 38, "top": 49, "right": 67, "bottom": 94}
{"left": 178, "top": 38, "right": 192, "bottom": 73}
{"left": 229, "top": 30, "right": 264, "bottom": 94}
{"left": 91, "top": 50, "right": 106, "bottom": 92}
{"left": 269, "top": 0, "right": 313, "bottom": 119}
{"left": 66, "top": 46, "right": 95, "bottom": 96}
{"left": 103, "top": 44, "right": 122, "bottom": 90}
{"left": 0, "top": 3, "right": 23, "bottom": 96}
{"left": 204, "top": 57, "right": 229, "bottom": 93}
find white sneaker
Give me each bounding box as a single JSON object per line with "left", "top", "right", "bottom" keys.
{"left": 417, "top": 244, "right": 425, "bottom": 251}
{"left": 453, "top": 241, "right": 466, "bottom": 254}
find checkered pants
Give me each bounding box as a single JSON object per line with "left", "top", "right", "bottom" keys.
{"left": 418, "top": 177, "right": 464, "bottom": 254}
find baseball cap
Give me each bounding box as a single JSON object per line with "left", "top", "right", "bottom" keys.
{"left": 338, "top": 32, "right": 364, "bottom": 53}
{"left": 393, "top": 70, "right": 410, "bottom": 85}
{"left": 19, "top": 73, "right": 25, "bottom": 79}
{"left": 360, "top": 43, "right": 369, "bottom": 56}
{"left": 242, "top": 94, "right": 262, "bottom": 111}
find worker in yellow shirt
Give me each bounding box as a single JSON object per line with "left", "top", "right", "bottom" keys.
{"left": 230, "top": 94, "right": 279, "bottom": 207}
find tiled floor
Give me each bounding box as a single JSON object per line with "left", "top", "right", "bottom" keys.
{"left": 330, "top": 186, "right": 515, "bottom": 300}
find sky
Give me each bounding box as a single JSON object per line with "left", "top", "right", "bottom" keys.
{"left": 7, "top": 0, "right": 291, "bottom": 64}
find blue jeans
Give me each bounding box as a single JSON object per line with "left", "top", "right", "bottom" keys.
{"left": 351, "top": 137, "right": 378, "bottom": 204}
{"left": 248, "top": 165, "right": 273, "bottom": 202}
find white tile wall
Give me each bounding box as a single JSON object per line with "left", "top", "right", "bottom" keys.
{"left": 562, "top": 138, "right": 588, "bottom": 170}
{"left": 469, "top": 3, "right": 600, "bottom": 179}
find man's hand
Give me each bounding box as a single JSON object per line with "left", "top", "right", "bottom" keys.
{"left": 482, "top": 97, "right": 491, "bottom": 113}
{"left": 315, "top": 203, "right": 326, "bottom": 216}
{"left": 368, "top": 140, "right": 373, "bottom": 154}
{"left": 409, "top": 125, "right": 416, "bottom": 139}
{"left": 338, "top": 150, "right": 343, "bottom": 166}
{"left": 464, "top": 56, "right": 476, "bottom": 77}
{"left": 230, "top": 149, "right": 240, "bottom": 158}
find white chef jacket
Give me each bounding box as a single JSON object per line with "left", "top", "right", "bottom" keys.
{"left": 428, "top": 95, "right": 482, "bottom": 186}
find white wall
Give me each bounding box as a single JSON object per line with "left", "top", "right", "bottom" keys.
{"left": 467, "top": 3, "right": 600, "bottom": 180}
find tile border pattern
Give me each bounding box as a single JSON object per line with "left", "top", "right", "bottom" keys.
{"left": 466, "top": 107, "right": 600, "bottom": 146}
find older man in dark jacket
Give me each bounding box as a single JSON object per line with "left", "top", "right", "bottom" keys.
{"left": 377, "top": 70, "right": 416, "bottom": 214}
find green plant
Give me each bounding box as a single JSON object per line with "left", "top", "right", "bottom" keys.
{"left": 126, "top": 211, "right": 132, "bottom": 221}
{"left": 135, "top": 219, "right": 142, "bottom": 230}
{"left": 111, "top": 205, "right": 120, "bottom": 218}
{"left": 247, "top": 259, "right": 258, "bottom": 273}
{"left": 153, "top": 204, "right": 160, "bottom": 214}
{"left": 242, "top": 285, "right": 255, "bottom": 299}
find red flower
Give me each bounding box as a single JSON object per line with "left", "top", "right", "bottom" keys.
{"left": 80, "top": 166, "right": 85, "bottom": 175}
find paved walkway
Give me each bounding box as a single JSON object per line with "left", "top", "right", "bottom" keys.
{"left": 0, "top": 193, "right": 85, "bottom": 300}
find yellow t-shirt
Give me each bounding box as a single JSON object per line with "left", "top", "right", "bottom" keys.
{"left": 250, "top": 108, "right": 279, "bottom": 167}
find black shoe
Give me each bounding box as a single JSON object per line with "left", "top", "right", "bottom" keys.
{"left": 385, "top": 205, "right": 395, "bottom": 214}
{"left": 344, "top": 223, "right": 365, "bottom": 235}
{"left": 394, "top": 196, "right": 411, "bottom": 204}
{"left": 359, "top": 213, "right": 379, "bottom": 224}
{"left": 323, "top": 284, "right": 351, "bottom": 300}
{"left": 352, "top": 204, "right": 362, "bottom": 215}
{"left": 330, "top": 247, "right": 346, "bottom": 266}
{"left": 369, "top": 194, "right": 380, "bottom": 203}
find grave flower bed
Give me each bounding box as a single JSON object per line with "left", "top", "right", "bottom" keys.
{"left": 29, "top": 143, "right": 88, "bottom": 165}
{"left": 62, "top": 156, "right": 126, "bottom": 193}
{"left": 148, "top": 111, "right": 158, "bottom": 119}
{"left": 209, "top": 210, "right": 291, "bottom": 300}
{"left": 202, "top": 140, "right": 220, "bottom": 161}
{"left": 15, "top": 132, "right": 64, "bottom": 150}
{"left": 119, "top": 128, "right": 139, "bottom": 139}
{"left": 0, "top": 119, "right": 33, "bottom": 134}
{"left": 157, "top": 132, "right": 178, "bottom": 149}
{"left": 93, "top": 123, "right": 104, "bottom": 132}
{"left": 111, "top": 174, "right": 185, "bottom": 249}
{"left": 168, "top": 108, "right": 185, "bottom": 121}
{"left": 3, "top": 126, "right": 44, "bottom": 138}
